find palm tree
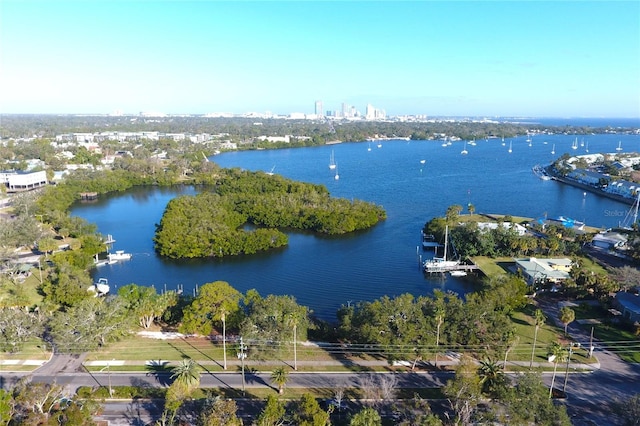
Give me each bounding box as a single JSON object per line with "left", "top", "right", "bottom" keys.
{"left": 530, "top": 309, "right": 547, "bottom": 369}
{"left": 478, "top": 359, "right": 505, "bottom": 398}
{"left": 547, "top": 342, "right": 567, "bottom": 398}
{"left": 559, "top": 306, "right": 575, "bottom": 336}
{"left": 171, "top": 358, "right": 201, "bottom": 391}
{"left": 271, "top": 366, "right": 289, "bottom": 394}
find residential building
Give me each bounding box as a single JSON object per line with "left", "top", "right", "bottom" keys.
{"left": 514, "top": 257, "right": 573, "bottom": 286}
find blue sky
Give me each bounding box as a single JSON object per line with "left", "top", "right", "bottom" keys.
{"left": 1, "top": 1, "right": 639, "bottom": 117}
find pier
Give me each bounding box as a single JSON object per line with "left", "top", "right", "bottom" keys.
{"left": 424, "top": 263, "right": 480, "bottom": 274}
{"left": 79, "top": 192, "right": 98, "bottom": 201}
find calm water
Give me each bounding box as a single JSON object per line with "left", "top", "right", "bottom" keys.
{"left": 72, "top": 132, "right": 640, "bottom": 321}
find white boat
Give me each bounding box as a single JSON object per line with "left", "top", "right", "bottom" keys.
{"left": 449, "top": 270, "right": 467, "bottom": 277}
{"left": 266, "top": 165, "right": 276, "bottom": 176}
{"left": 423, "top": 225, "right": 460, "bottom": 272}
{"left": 461, "top": 142, "right": 468, "bottom": 155}
{"left": 94, "top": 254, "right": 117, "bottom": 267}
{"left": 420, "top": 159, "right": 426, "bottom": 164}
{"left": 551, "top": 144, "right": 555, "bottom": 155}
{"left": 501, "top": 137, "right": 506, "bottom": 146}
{"left": 367, "top": 143, "right": 372, "bottom": 152}
{"left": 572, "top": 137, "right": 578, "bottom": 150}
{"left": 585, "top": 141, "right": 589, "bottom": 153}
{"left": 108, "top": 250, "right": 132, "bottom": 261}
{"left": 334, "top": 163, "right": 339, "bottom": 180}
{"left": 88, "top": 278, "right": 110, "bottom": 295}
{"left": 377, "top": 142, "right": 382, "bottom": 148}
{"left": 508, "top": 141, "right": 512, "bottom": 153}
{"left": 329, "top": 150, "right": 336, "bottom": 170}
{"left": 616, "top": 141, "right": 623, "bottom": 151}
{"left": 468, "top": 139, "right": 476, "bottom": 146}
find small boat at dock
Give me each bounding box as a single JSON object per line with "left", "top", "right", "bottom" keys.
{"left": 88, "top": 278, "right": 110, "bottom": 295}
{"left": 108, "top": 250, "right": 132, "bottom": 261}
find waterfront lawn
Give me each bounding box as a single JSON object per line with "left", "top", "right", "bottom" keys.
{"left": 472, "top": 256, "right": 514, "bottom": 278}
{"left": 83, "top": 334, "right": 391, "bottom": 372}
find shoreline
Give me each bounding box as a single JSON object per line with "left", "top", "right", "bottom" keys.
{"left": 544, "top": 166, "right": 636, "bottom": 207}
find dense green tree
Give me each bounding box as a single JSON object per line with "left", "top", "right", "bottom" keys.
{"left": 256, "top": 394, "right": 286, "bottom": 426}
{"left": 501, "top": 371, "right": 571, "bottom": 425}
{"left": 349, "top": 407, "right": 382, "bottom": 426}
{"left": 291, "top": 394, "right": 330, "bottom": 426}
{"left": 0, "top": 389, "right": 14, "bottom": 426}
{"left": 240, "top": 291, "right": 310, "bottom": 359}
{"left": 180, "top": 281, "right": 242, "bottom": 336}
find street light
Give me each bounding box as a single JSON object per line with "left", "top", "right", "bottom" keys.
{"left": 563, "top": 342, "right": 581, "bottom": 393}
{"left": 99, "top": 359, "right": 114, "bottom": 397}
{"left": 237, "top": 337, "right": 247, "bottom": 395}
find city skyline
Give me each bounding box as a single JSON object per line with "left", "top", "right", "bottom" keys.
{"left": 1, "top": 1, "right": 639, "bottom": 118}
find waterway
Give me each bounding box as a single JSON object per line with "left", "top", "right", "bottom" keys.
{"left": 71, "top": 132, "right": 640, "bottom": 321}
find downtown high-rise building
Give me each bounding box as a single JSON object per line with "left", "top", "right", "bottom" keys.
{"left": 315, "top": 100, "right": 324, "bottom": 117}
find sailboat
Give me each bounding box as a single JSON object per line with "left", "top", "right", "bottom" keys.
{"left": 585, "top": 141, "right": 589, "bottom": 153}
{"left": 420, "top": 159, "right": 426, "bottom": 164}
{"left": 423, "top": 225, "right": 460, "bottom": 272}
{"left": 329, "top": 150, "right": 336, "bottom": 169}
{"left": 571, "top": 138, "right": 578, "bottom": 150}
{"left": 367, "top": 143, "right": 372, "bottom": 152}
{"left": 266, "top": 165, "right": 276, "bottom": 176}
{"left": 461, "top": 142, "right": 468, "bottom": 155}
{"left": 551, "top": 144, "right": 555, "bottom": 155}
{"left": 508, "top": 141, "right": 512, "bottom": 153}
{"left": 501, "top": 136, "right": 506, "bottom": 146}
{"left": 616, "top": 141, "right": 623, "bottom": 151}
{"left": 334, "top": 163, "right": 339, "bottom": 180}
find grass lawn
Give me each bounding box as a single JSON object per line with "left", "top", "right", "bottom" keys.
{"left": 471, "top": 256, "right": 513, "bottom": 278}
{"left": 508, "top": 306, "right": 577, "bottom": 365}
{"left": 0, "top": 270, "right": 45, "bottom": 307}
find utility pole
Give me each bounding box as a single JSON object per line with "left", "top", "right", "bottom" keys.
{"left": 563, "top": 343, "right": 580, "bottom": 393}
{"left": 237, "top": 337, "right": 247, "bottom": 395}
{"left": 293, "top": 322, "right": 297, "bottom": 371}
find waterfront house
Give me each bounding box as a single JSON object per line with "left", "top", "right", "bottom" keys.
{"left": 476, "top": 222, "right": 527, "bottom": 236}
{"left": 591, "top": 232, "right": 628, "bottom": 250}
{"left": 614, "top": 292, "right": 640, "bottom": 323}
{"left": 514, "top": 257, "right": 572, "bottom": 286}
